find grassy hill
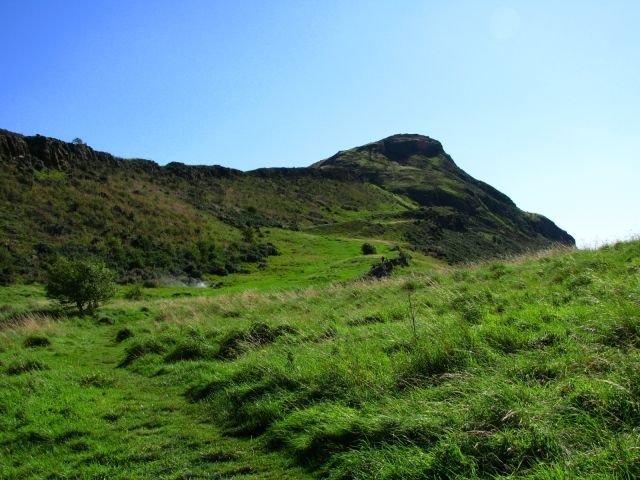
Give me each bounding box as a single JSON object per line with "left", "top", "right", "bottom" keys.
{"left": 1, "top": 129, "right": 573, "bottom": 284}
{"left": 1, "top": 238, "right": 639, "bottom": 478}
{"left": 313, "top": 134, "right": 574, "bottom": 261}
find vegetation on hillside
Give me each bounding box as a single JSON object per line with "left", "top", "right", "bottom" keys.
{"left": 1, "top": 129, "right": 574, "bottom": 284}
{"left": 1, "top": 239, "right": 638, "bottom": 478}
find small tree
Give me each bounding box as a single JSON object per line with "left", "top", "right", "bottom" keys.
{"left": 45, "top": 258, "right": 116, "bottom": 314}
{"left": 361, "top": 242, "right": 377, "bottom": 255}
{"left": 71, "top": 137, "right": 85, "bottom": 145}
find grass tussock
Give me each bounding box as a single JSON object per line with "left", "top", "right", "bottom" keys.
{"left": 216, "top": 322, "right": 298, "bottom": 359}
{"left": 119, "top": 339, "right": 167, "bottom": 367}
{"left": 396, "top": 320, "right": 479, "bottom": 386}
{"left": 23, "top": 334, "right": 51, "bottom": 348}
{"left": 5, "top": 358, "right": 48, "bottom": 375}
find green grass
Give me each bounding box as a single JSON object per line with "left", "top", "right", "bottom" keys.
{"left": 1, "top": 240, "right": 639, "bottom": 478}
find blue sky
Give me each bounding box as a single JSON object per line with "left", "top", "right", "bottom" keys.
{"left": 2, "top": 1, "right": 638, "bottom": 246}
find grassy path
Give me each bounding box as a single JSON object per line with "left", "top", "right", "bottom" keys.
{"left": 0, "top": 316, "right": 309, "bottom": 479}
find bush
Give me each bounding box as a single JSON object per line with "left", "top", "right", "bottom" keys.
{"left": 366, "top": 252, "right": 411, "bottom": 279}
{"left": 361, "top": 243, "right": 377, "bottom": 255}
{"left": 123, "top": 285, "right": 145, "bottom": 300}
{"left": 45, "top": 258, "right": 116, "bottom": 314}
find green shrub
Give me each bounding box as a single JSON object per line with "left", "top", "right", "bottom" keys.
{"left": 366, "top": 252, "right": 411, "bottom": 279}
{"left": 123, "top": 285, "right": 145, "bottom": 300}
{"left": 45, "top": 258, "right": 116, "bottom": 314}
{"left": 143, "top": 278, "right": 160, "bottom": 288}
{"left": 361, "top": 243, "right": 377, "bottom": 255}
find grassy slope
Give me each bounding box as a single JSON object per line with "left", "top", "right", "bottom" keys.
{"left": 2, "top": 239, "right": 640, "bottom": 478}
{"left": 0, "top": 160, "right": 411, "bottom": 283}
{"left": 201, "top": 228, "right": 438, "bottom": 293}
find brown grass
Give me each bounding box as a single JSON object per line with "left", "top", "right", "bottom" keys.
{"left": 0, "top": 313, "right": 59, "bottom": 336}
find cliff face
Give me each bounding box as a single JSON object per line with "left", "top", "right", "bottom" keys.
{"left": 0, "top": 130, "right": 123, "bottom": 172}
{"left": 0, "top": 128, "right": 574, "bottom": 282}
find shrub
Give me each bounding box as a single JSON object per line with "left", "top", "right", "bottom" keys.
{"left": 366, "top": 252, "right": 411, "bottom": 279}
{"left": 123, "top": 285, "right": 145, "bottom": 300}
{"left": 361, "top": 243, "right": 377, "bottom": 255}
{"left": 45, "top": 258, "right": 116, "bottom": 314}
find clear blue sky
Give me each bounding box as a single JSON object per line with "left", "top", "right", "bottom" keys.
{"left": 2, "top": 1, "right": 638, "bottom": 246}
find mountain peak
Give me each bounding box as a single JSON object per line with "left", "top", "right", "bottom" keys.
{"left": 311, "top": 133, "right": 575, "bottom": 252}
{"left": 360, "top": 134, "right": 445, "bottom": 163}
{"left": 313, "top": 133, "right": 446, "bottom": 169}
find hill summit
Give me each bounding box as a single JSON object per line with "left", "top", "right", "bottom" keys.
{"left": 313, "top": 133, "right": 574, "bottom": 254}
{"left": 0, "top": 129, "right": 573, "bottom": 283}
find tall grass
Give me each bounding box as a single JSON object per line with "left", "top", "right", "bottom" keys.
{"left": 1, "top": 239, "right": 640, "bottom": 478}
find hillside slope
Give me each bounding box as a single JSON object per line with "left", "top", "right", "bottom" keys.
{"left": 1, "top": 240, "right": 638, "bottom": 478}
{"left": 0, "top": 129, "right": 573, "bottom": 283}
{"left": 313, "top": 134, "right": 574, "bottom": 260}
